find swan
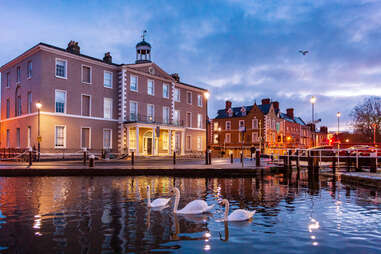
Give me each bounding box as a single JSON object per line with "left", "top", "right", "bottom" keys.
{"left": 146, "top": 185, "right": 170, "bottom": 208}
{"left": 172, "top": 187, "right": 214, "bottom": 214}
{"left": 218, "top": 199, "right": 255, "bottom": 222}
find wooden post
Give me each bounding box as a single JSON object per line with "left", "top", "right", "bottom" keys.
{"left": 230, "top": 153, "right": 233, "bottom": 164}
{"left": 332, "top": 157, "right": 336, "bottom": 175}
{"left": 29, "top": 148, "right": 32, "bottom": 166}
{"left": 131, "top": 151, "right": 135, "bottom": 166}
{"left": 83, "top": 150, "right": 87, "bottom": 165}
{"left": 370, "top": 156, "right": 377, "bottom": 173}
{"left": 173, "top": 151, "right": 176, "bottom": 165}
{"left": 256, "top": 150, "right": 261, "bottom": 167}
{"left": 209, "top": 151, "right": 212, "bottom": 165}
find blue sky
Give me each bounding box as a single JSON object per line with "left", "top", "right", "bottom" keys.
{"left": 1, "top": 0, "right": 380, "bottom": 131}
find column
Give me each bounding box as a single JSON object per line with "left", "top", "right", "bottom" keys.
{"left": 152, "top": 127, "right": 156, "bottom": 156}
{"left": 136, "top": 127, "right": 139, "bottom": 155}
{"left": 126, "top": 126, "right": 130, "bottom": 153}
{"left": 168, "top": 130, "right": 172, "bottom": 155}
{"left": 181, "top": 131, "right": 185, "bottom": 155}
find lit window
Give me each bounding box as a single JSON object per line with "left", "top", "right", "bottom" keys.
{"left": 55, "top": 59, "right": 67, "bottom": 78}
{"left": 214, "top": 134, "right": 218, "bottom": 144}
{"left": 104, "top": 71, "right": 113, "bottom": 88}
{"left": 162, "top": 132, "right": 169, "bottom": 150}
{"left": 104, "top": 98, "right": 113, "bottom": 119}
{"left": 129, "top": 129, "right": 136, "bottom": 149}
{"left": 174, "top": 88, "right": 180, "bottom": 102}
{"left": 147, "top": 104, "right": 154, "bottom": 122}
{"left": 27, "top": 61, "right": 32, "bottom": 78}
{"left": 163, "top": 83, "right": 169, "bottom": 98}
{"left": 148, "top": 80, "right": 154, "bottom": 95}
{"left": 130, "top": 101, "right": 138, "bottom": 121}
{"left": 197, "top": 114, "right": 202, "bottom": 128}
{"left": 55, "top": 126, "right": 65, "bottom": 147}
{"left": 130, "top": 75, "right": 138, "bottom": 91}
{"left": 214, "top": 122, "right": 218, "bottom": 131}
{"left": 163, "top": 106, "right": 170, "bottom": 124}
{"left": 197, "top": 136, "right": 202, "bottom": 151}
{"left": 55, "top": 90, "right": 66, "bottom": 113}
{"left": 197, "top": 95, "right": 203, "bottom": 107}
{"left": 103, "top": 129, "right": 112, "bottom": 149}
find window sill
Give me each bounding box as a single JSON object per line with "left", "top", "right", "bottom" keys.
{"left": 27, "top": 77, "right": 32, "bottom": 80}
{"left": 104, "top": 85, "right": 113, "bottom": 89}
{"left": 54, "top": 146, "right": 66, "bottom": 149}
{"left": 81, "top": 81, "right": 92, "bottom": 85}
{"left": 130, "top": 89, "right": 138, "bottom": 93}
{"left": 55, "top": 75, "right": 67, "bottom": 80}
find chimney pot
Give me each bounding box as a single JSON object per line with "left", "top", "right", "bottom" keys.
{"left": 66, "top": 40, "right": 80, "bottom": 54}
{"left": 103, "top": 52, "right": 112, "bottom": 64}
{"left": 171, "top": 73, "right": 180, "bottom": 82}
{"left": 286, "top": 108, "right": 294, "bottom": 119}
{"left": 261, "top": 98, "right": 271, "bottom": 105}
{"left": 225, "top": 100, "right": 232, "bottom": 111}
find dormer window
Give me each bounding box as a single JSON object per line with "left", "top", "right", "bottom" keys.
{"left": 227, "top": 108, "right": 233, "bottom": 117}
{"left": 240, "top": 106, "right": 246, "bottom": 116}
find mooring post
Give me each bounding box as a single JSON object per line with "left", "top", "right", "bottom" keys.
{"left": 208, "top": 150, "right": 212, "bottom": 165}
{"left": 83, "top": 148, "right": 87, "bottom": 166}
{"left": 256, "top": 150, "right": 261, "bottom": 167}
{"left": 230, "top": 153, "right": 233, "bottom": 164}
{"left": 173, "top": 151, "right": 176, "bottom": 165}
{"left": 28, "top": 147, "right": 32, "bottom": 166}
{"left": 131, "top": 151, "right": 135, "bottom": 166}
{"left": 332, "top": 157, "right": 336, "bottom": 175}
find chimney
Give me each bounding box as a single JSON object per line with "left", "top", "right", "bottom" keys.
{"left": 225, "top": 100, "right": 232, "bottom": 111}
{"left": 66, "top": 41, "right": 80, "bottom": 54}
{"left": 103, "top": 52, "right": 112, "bottom": 64}
{"left": 261, "top": 98, "right": 270, "bottom": 105}
{"left": 320, "top": 126, "right": 328, "bottom": 133}
{"left": 171, "top": 73, "right": 180, "bottom": 82}
{"left": 286, "top": 108, "right": 294, "bottom": 119}
{"left": 272, "top": 101, "right": 279, "bottom": 111}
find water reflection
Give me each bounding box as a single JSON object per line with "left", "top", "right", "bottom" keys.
{"left": 0, "top": 173, "right": 379, "bottom": 253}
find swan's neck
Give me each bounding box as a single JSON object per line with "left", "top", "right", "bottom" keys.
{"left": 224, "top": 201, "right": 229, "bottom": 220}
{"left": 174, "top": 189, "right": 180, "bottom": 213}
{"left": 147, "top": 188, "right": 151, "bottom": 206}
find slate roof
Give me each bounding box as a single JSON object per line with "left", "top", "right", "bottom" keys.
{"left": 279, "top": 113, "right": 306, "bottom": 125}
{"left": 215, "top": 103, "right": 272, "bottom": 119}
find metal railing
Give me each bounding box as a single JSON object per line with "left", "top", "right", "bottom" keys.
{"left": 126, "top": 114, "right": 185, "bottom": 127}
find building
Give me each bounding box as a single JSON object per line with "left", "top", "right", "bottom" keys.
{"left": 0, "top": 37, "right": 208, "bottom": 156}
{"left": 211, "top": 98, "right": 328, "bottom": 156}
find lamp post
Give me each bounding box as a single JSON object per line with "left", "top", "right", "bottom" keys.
{"left": 372, "top": 123, "right": 378, "bottom": 146}
{"left": 336, "top": 112, "right": 341, "bottom": 167}
{"left": 310, "top": 96, "right": 316, "bottom": 147}
{"left": 36, "top": 102, "right": 42, "bottom": 161}
{"left": 204, "top": 91, "right": 210, "bottom": 165}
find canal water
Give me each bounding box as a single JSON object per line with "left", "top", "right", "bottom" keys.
{"left": 0, "top": 172, "right": 380, "bottom": 253}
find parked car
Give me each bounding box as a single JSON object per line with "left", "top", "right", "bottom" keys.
{"left": 347, "top": 145, "right": 381, "bottom": 156}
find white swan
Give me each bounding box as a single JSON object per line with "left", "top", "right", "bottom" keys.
{"left": 172, "top": 187, "right": 214, "bottom": 214}
{"left": 146, "top": 185, "right": 170, "bottom": 208}
{"left": 219, "top": 199, "right": 255, "bottom": 222}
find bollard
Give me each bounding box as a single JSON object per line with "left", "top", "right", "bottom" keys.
{"left": 208, "top": 151, "right": 212, "bottom": 165}
{"left": 83, "top": 148, "right": 87, "bottom": 166}
{"left": 89, "top": 154, "right": 95, "bottom": 168}
{"left": 332, "top": 157, "right": 336, "bottom": 175}
{"left": 205, "top": 150, "right": 209, "bottom": 165}
{"left": 131, "top": 151, "right": 135, "bottom": 166}
{"left": 28, "top": 147, "right": 32, "bottom": 166}
{"left": 230, "top": 153, "right": 233, "bottom": 164}
{"left": 240, "top": 152, "right": 243, "bottom": 163}
{"left": 173, "top": 151, "right": 176, "bottom": 165}
{"left": 256, "top": 150, "right": 261, "bottom": 167}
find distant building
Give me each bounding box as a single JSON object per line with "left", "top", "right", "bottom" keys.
{"left": 0, "top": 37, "right": 208, "bottom": 156}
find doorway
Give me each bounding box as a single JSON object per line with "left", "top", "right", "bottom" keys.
{"left": 143, "top": 131, "right": 153, "bottom": 155}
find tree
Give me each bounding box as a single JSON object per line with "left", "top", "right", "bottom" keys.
{"left": 350, "top": 97, "right": 381, "bottom": 143}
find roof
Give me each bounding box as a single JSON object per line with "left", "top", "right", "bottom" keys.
{"left": 136, "top": 40, "right": 151, "bottom": 48}
{"left": 280, "top": 113, "right": 306, "bottom": 125}
{"left": 179, "top": 81, "right": 208, "bottom": 92}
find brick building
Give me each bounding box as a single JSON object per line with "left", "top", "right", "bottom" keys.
{"left": 0, "top": 37, "right": 208, "bottom": 156}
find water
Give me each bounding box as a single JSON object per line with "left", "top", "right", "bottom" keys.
{"left": 0, "top": 172, "right": 380, "bottom": 253}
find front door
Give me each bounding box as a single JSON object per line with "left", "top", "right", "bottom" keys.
{"left": 146, "top": 138, "right": 152, "bottom": 155}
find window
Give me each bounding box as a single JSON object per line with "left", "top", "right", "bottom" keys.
{"left": 104, "top": 98, "right": 113, "bottom": 119}
{"left": 16, "top": 66, "right": 21, "bottom": 83}
{"left": 55, "top": 59, "right": 67, "bottom": 78}
{"left": 6, "top": 72, "right": 10, "bottom": 87}
{"left": 252, "top": 118, "right": 258, "bottom": 129}
{"left": 104, "top": 71, "right": 113, "bottom": 88}
{"left": 214, "top": 122, "right": 219, "bottom": 131}
{"left": 55, "top": 90, "right": 66, "bottom": 113}
{"left": 147, "top": 104, "right": 154, "bottom": 122}
{"left": 162, "top": 132, "right": 169, "bottom": 150}
{"left": 252, "top": 132, "right": 258, "bottom": 142}
{"left": 163, "top": 106, "right": 170, "bottom": 124}
{"left": 16, "top": 128, "right": 20, "bottom": 148}
{"left": 197, "top": 95, "right": 203, "bottom": 107}
{"left": 27, "top": 92, "right": 32, "bottom": 114}
{"left": 81, "top": 65, "right": 91, "bottom": 84}
{"left": 130, "top": 75, "right": 138, "bottom": 91}
{"left": 163, "top": 83, "right": 169, "bottom": 98}
{"left": 173, "top": 110, "right": 180, "bottom": 125}
{"left": 82, "top": 95, "right": 91, "bottom": 116}
{"left": 174, "top": 88, "right": 180, "bottom": 102}
{"left": 6, "top": 99, "right": 10, "bottom": 118}
{"left": 186, "top": 136, "right": 191, "bottom": 150}
{"left": 239, "top": 120, "right": 245, "bottom": 128}
{"left": 81, "top": 128, "right": 91, "bottom": 149}
{"left": 55, "top": 126, "right": 65, "bottom": 148}
{"left": 130, "top": 101, "right": 138, "bottom": 121}
{"left": 238, "top": 131, "right": 243, "bottom": 143}
{"left": 27, "top": 61, "right": 32, "bottom": 78}
{"left": 225, "top": 121, "right": 231, "bottom": 130}
{"left": 197, "top": 136, "right": 202, "bottom": 151}
{"left": 225, "top": 133, "right": 231, "bottom": 143}
{"left": 16, "top": 96, "right": 22, "bottom": 116}
{"left": 103, "top": 129, "right": 112, "bottom": 149}
{"left": 129, "top": 129, "right": 136, "bottom": 149}
{"left": 214, "top": 134, "right": 218, "bottom": 144}
{"left": 147, "top": 80, "right": 154, "bottom": 95}
{"left": 27, "top": 127, "right": 31, "bottom": 148}
{"left": 186, "top": 91, "right": 192, "bottom": 104}
{"left": 186, "top": 112, "right": 192, "bottom": 127}
{"left": 6, "top": 130, "right": 10, "bottom": 148}
{"left": 197, "top": 114, "right": 202, "bottom": 128}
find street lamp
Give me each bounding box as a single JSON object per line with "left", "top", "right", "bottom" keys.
{"left": 336, "top": 112, "right": 341, "bottom": 137}
{"left": 336, "top": 112, "right": 341, "bottom": 167}
{"left": 310, "top": 96, "right": 316, "bottom": 147}
{"left": 36, "top": 102, "right": 42, "bottom": 161}
{"left": 372, "top": 123, "right": 378, "bottom": 146}
{"left": 204, "top": 91, "right": 210, "bottom": 165}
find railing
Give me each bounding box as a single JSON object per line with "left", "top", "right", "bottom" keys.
{"left": 126, "top": 114, "right": 185, "bottom": 127}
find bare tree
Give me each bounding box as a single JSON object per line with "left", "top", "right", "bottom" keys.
{"left": 350, "top": 97, "right": 381, "bottom": 142}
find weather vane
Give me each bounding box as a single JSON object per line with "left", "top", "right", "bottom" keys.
{"left": 142, "top": 30, "right": 147, "bottom": 41}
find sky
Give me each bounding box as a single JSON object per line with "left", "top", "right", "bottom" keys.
{"left": 1, "top": 0, "right": 381, "bottom": 132}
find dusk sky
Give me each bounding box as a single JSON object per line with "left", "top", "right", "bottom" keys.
{"left": 1, "top": 0, "right": 380, "bottom": 131}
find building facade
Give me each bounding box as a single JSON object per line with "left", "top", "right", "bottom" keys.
{"left": 0, "top": 39, "right": 208, "bottom": 156}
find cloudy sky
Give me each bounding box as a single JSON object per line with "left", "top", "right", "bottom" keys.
{"left": 1, "top": 0, "right": 380, "bottom": 131}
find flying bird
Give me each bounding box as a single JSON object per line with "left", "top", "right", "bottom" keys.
{"left": 299, "top": 50, "right": 309, "bottom": 55}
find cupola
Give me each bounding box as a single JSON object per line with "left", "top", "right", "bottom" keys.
{"left": 136, "top": 30, "right": 151, "bottom": 64}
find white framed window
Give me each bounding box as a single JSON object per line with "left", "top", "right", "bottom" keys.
{"left": 81, "top": 94, "right": 91, "bottom": 116}
{"left": 163, "top": 83, "right": 169, "bottom": 98}
{"left": 197, "top": 95, "right": 203, "bottom": 107}
{"left": 27, "top": 92, "right": 32, "bottom": 114}
{"left": 16, "top": 96, "right": 21, "bottom": 116}
{"left": 16, "top": 66, "right": 21, "bottom": 83}
{"left": 252, "top": 132, "right": 258, "bottom": 142}
{"left": 103, "top": 129, "right": 112, "bottom": 149}
{"left": 252, "top": 118, "right": 258, "bottom": 129}
{"left": 27, "top": 126, "right": 31, "bottom": 148}
{"left": 81, "top": 65, "right": 92, "bottom": 84}
{"left": 130, "top": 101, "right": 138, "bottom": 121}
{"left": 173, "top": 110, "right": 180, "bottom": 125}
{"left": 55, "top": 125, "right": 66, "bottom": 148}
{"left": 186, "top": 91, "right": 192, "bottom": 104}
{"left": 81, "top": 127, "right": 91, "bottom": 149}
{"left": 174, "top": 88, "right": 180, "bottom": 102}
{"left": 197, "top": 136, "right": 202, "bottom": 151}
{"left": 130, "top": 75, "right": 138, "bottom": 91}
{"left": 104, "top": 71, "right": 113, "bottom": 88}
{"left": 163, "top": 106, "right": 170, "bottom": 124}
{"left": 225, "top": 133, "right": 231, "bottom": 143}
{"left": 55, "top": 58, "right": 67, "bottom": 79}
{"left": 214, "top": 122, "right": 219, "bottom": 131}
{"left": 225, "top": 121, "right": 231, "bottom": 130}
{"left": 27, "top": 61, "right": 32, "bottom": 79}
{"left": 16, "top": 128, "right": 20, "bottom": 148}
{"left": 6, "top": 130, "right": 10, "bottom": 148}
{"left": 147, "top": 104, "right": 154, "bottom": 122}
{"left": 186, "top": 112, "right": 192, "bottom": 127}
{"left": 103, "top": 97, "right": 113, "bottom": 119}
{"left": 148, "top": 80, "right": 154, "bottom": 95}
{"left": 6, "top": 72, "right": 10, "bottom": 88}
{"left": 197, "top": 114, "right": 202, "bottom": 129}
{"left": 55, "top": 90, "right": 67, "bottom": 113}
